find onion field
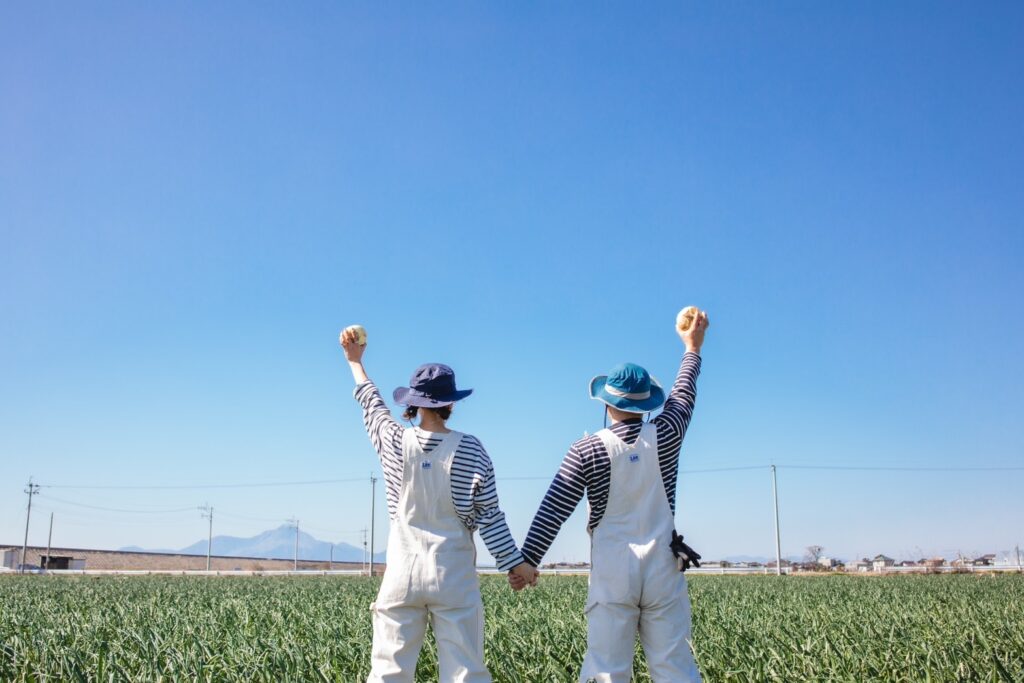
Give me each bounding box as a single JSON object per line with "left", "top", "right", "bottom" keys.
{"left": 1, "top": 574, "right": 1022, "bottom": 681}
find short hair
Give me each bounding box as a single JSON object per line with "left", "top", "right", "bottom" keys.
{"left": 402, "top": 404, "right": 453, "bottom": 422}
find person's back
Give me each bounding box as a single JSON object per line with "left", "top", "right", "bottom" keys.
{"left": 339, "top": 328, "right": 538, "bottom": 683}
{"left": 518, "top": 309, "right": 709, "bottom": 683}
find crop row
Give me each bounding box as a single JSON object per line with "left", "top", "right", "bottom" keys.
{"left": 1, "top": 574, "right": 1022, "bottom": 681}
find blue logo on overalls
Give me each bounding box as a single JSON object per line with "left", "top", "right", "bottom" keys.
{"left": 422, "top": 461, "right": 432, "bottom": 469}
{"left": 629, "top": 453, "right": 640, "bottom": 463}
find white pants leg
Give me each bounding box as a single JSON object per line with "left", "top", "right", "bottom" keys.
{"left": 578, "top": 602, "right": 640, "bottom": 683}
{"left": 367, "top": 604, "right": 428, "bottom": 683}
{"left": 430, "top": 600, "right": 491, "bottom": 683}
{"left": 638, "top": 589, "right": 702, "bottom": 683}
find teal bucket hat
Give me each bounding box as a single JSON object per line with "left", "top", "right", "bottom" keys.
{"left": 589, "top": 362, "right": 665, "bottom": 413}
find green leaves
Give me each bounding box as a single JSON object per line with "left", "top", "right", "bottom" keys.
{"left": 0, "top": 574, "right": 1022, "bottom": 681}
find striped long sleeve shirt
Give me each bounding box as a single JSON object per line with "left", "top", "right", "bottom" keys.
{"left": 520, "top": 352, "right": 702, "bottom": 567}
{"left": 354, "top": 381, "right": 525, "bottom": 572}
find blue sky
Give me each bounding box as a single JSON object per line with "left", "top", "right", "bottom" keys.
{"left": 2, "top": 2, "right": 1022, "bottom": 565}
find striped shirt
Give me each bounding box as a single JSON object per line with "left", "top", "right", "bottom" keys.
{"left": 520, "top": 352, "right": 702, "bottom": 567}
{"left": 354, "top": 381, "right": 525, "bottom": 572}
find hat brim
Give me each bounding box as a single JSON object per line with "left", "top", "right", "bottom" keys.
{"left": 588, "top": 375, "right": 665, "bottom": 413}
{"left": 393, "top": 386, "right": 473, "bottom": 408}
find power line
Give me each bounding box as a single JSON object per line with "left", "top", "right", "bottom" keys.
{"left": 39, "top": 477, "right": 369, "bottom": 491}
{"left": 683, "top": 465, "right": 768, "bottom": 474}
{"left": 33, "top": 463, "right": 1024, "bottom": 493}
{"left": 37, "top": 494, "right": 196, "bottom": 514}
{"left": 778, "top": 464, "right": 1024, "bottom": 472}
{"left": 33, "top": 496, "right": 362, "bottom": 536}
{"left": 217, "top": 510, "right": 292, "bottom": 524}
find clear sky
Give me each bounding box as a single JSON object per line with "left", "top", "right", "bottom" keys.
{"left": 2, "top": 2, "right": 1022, "bottom": 565}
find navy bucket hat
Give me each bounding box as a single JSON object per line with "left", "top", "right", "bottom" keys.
{"left": 589, "top": 362, "right": 665, "bottom": 413}
{"left": 393, "top": 363, "right": 473, "bottom": 408}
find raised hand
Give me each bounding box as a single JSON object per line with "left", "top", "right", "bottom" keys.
{"left": 677, "top": 308, "right": 709, "bottom": 354}
{"left": 339, "top": 326, "right": 369, "bottom": 384}
{"left": 339, "top": 325, "right": 367, "bottom": 363}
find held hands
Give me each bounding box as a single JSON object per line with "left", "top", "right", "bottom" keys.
{"left": 507, "top": 562, "right": 539, "bottom": 592}
{"left": 677, "top": 308, "right": 709, "bottom": 354}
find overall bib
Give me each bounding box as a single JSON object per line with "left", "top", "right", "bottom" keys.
{"left": 579, "top": 423, "right": 702, "bottom": 683}
{"left": 368, "top": 429, "right": 491, "bottom": 683}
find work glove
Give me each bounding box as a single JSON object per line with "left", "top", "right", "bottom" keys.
{"left": 670, "top": 530, "right": 701, "bottom": 572}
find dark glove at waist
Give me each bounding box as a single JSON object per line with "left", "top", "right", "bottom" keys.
{"left": 670, "top": 530, "right": 701, "bottom": 572}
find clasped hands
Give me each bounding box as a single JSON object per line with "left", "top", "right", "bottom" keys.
{"left": 507, "top": 562, "right": 539, "bottom": 591}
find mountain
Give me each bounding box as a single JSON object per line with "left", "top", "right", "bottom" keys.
{"left": 121, "top": 545, "right": 178, "bottom": 554}
{"left": 122, "top": 525, "right": 385, "bottom": 562}
{"left": 722, "top": 554, "right": 804, "bottom": 564}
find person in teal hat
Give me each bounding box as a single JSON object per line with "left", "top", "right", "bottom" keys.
{"left": 515, "top": 308, "right": 709, "bottom": 683}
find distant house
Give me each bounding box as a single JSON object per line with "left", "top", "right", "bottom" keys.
{"left": 972, "top": 554, "right": 996, "bottom": 567}
{"left": 818, "top": 556, "right": 839, "bottom": 569}
{"left": 922, "top": 557, "right": 945, "bottom": 568}
{"left": 701, "top": 561, "right": 731, "bottom": 569}
{"left": 994, "top": 552, "right": 1022, "bottom": 567}
{"left": 897, "top": 560, "right": 918, "bottom": 568}
{"left": 845, "top": 558, "right": 871, "bottom": 572}
{"left": 872, "top": 555, "right": 895, "bottom": 572}
{"left": 40, "top": 554, "right": 85, "bottom": 570}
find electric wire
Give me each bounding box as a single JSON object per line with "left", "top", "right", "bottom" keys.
{"left": 777, "top": 464, "right": 1024, "bottom": 472}
{"left": 40, "top": 477, "right": 369, "bottom": 491}
{"left": 33, "top": 463, "right": 1023, "bottom": 492}
{"left": 37, "top": 494, "right": 196, "bottom": 514}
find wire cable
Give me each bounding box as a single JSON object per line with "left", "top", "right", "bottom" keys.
{"left": 37, "top": 494, "right": 197, "bottom": 514}
{"left": 778, "top": 464, "right": 1024, "bottom": 472}
{"left": 40, "top": 477, "right": 370, "bottom": 491}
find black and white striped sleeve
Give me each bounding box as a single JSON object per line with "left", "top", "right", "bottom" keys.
{"left": 353, "top": 381, "right": 404, "bottom": 519}
{"left": 653, "top": 352, "right": 701, "bottom": 513}
{"left": 451, "top": 435, "right": 525, "bottom": 572}
{"left": 520, "top": 438, "right": 591, "bottom": 567}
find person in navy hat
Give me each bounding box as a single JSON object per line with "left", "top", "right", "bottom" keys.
{"left": 339, "top": 327, "right": 538, "bottom": 683}
{"left": 515, "top": 309, "right": 710, "bottom": 683}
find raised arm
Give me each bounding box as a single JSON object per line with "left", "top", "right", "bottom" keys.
{"left": 655, "top": 309, "right": 708, "bottom": 437}
{"left": 340, "top": 327, "right": 370, "bottom": 385}
{"left": 341, "top": 327, "right": 403, "bottom": 468}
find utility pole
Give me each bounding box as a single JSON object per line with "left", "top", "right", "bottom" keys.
{"left": 1016, "top": 545, "right": 1021, "bottom": 573}
{"left": 199, "top": 504, "right": 213, "bottom": 571}
{"left": 771, "top": 465, "right": 782, "bottom": 576}
{"left": 329, "top": 543, "right": 334, "bottom": 571}
{"left": 362, "top": 528, "right": 368, "bottom": 574}
{"left": 287, "top": 518, "right": 300, "bottom": 571}
{"left": 369, "top": 475, "right": 377, "bottom": 577}
{"left": 44, "top": 512, "right": 54, "bottom": 572}
{"left": 21, "top": 478, "right": 40, "bottom": 574}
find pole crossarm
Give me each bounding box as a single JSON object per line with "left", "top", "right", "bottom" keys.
{"left": 21, "top": 478, "right": 41, "bottom": 574}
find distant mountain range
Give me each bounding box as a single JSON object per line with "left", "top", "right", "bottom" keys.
{"left": 121, "top": 525, "right": 385, "bottom": 563}
{"left": 722, "top": 554, "right": 803, "bottom": 564}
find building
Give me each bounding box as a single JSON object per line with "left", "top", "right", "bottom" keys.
{"left": 701, "top": 561, "right": 731, "bottom": 569}
{"left": 872, "top": 555, "right": 895, "bottom": 572}
{"left": 844, "top": 558, "right": 870, "bottom": 572}
{"left": 0, "top": 544, "right": 372, "bottom": 572}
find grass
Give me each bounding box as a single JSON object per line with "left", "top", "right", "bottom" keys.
{"left": 1, "top": 573, "right": 1022, "bottom": 681}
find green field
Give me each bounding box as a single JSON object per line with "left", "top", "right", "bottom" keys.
{"left": 1, "top": 574, "right": 1022, "bottom": 682}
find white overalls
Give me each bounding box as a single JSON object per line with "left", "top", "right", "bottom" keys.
{"left": 368, "top": 429, "right": 491, "bottom": 683}
{"left": 579, "top": 422, "right": 702, "bottom": 683}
